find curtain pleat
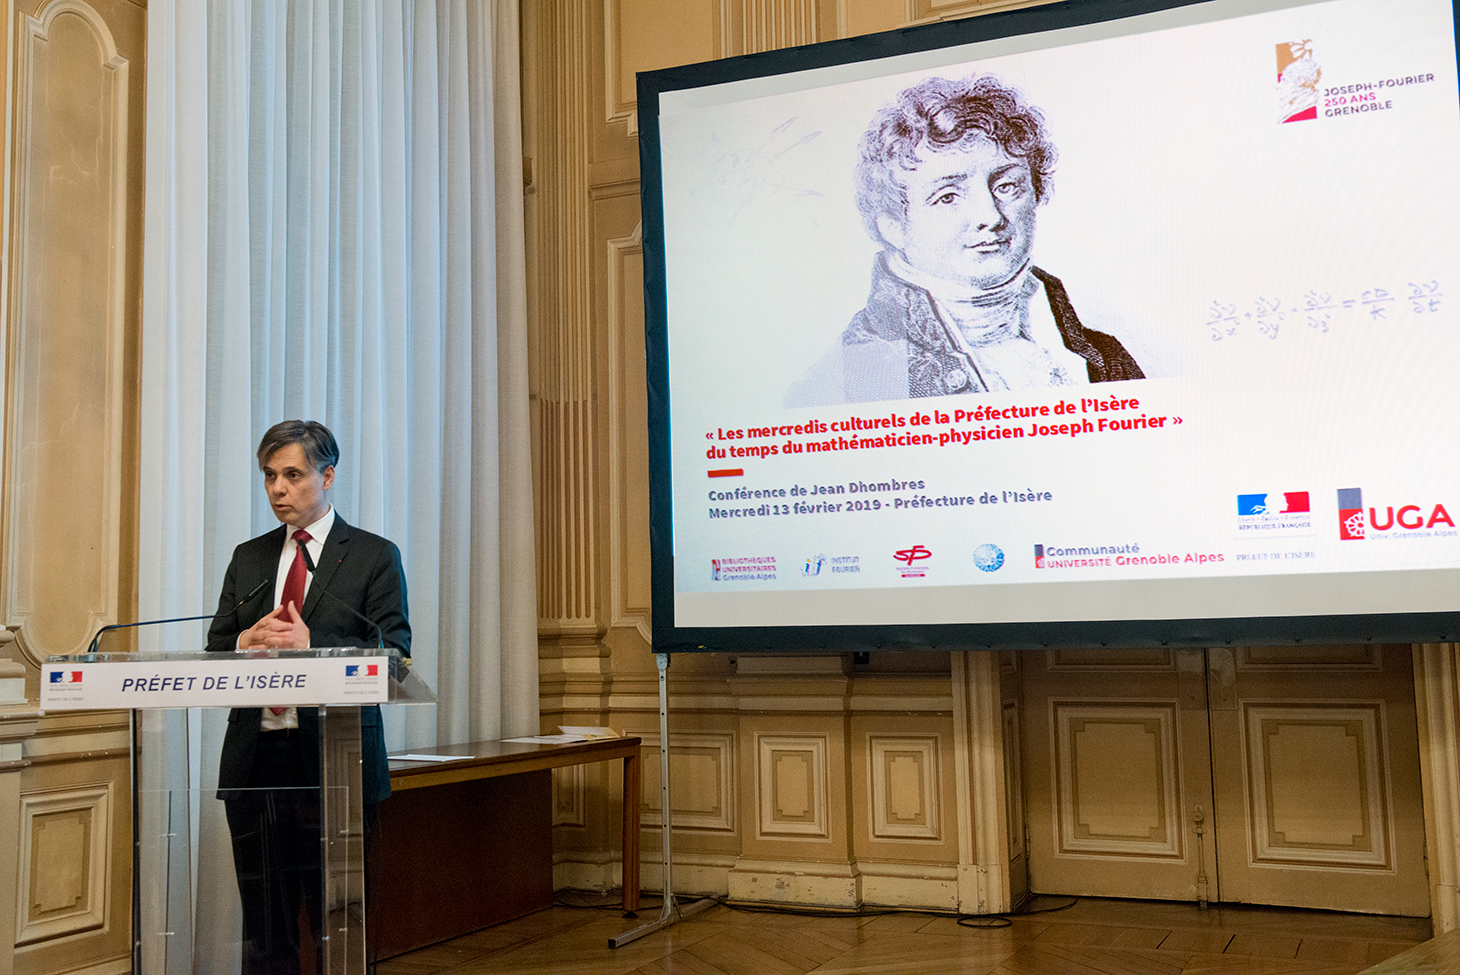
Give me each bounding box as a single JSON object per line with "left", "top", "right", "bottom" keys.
{"left": 142, "top": 0, "right": 537, "bottom": 764}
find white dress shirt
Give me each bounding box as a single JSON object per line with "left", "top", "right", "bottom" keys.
{"left": 260, "top": 506, "right": 335, "bottom": 731}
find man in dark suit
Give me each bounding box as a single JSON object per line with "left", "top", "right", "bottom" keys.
{"left": 207, "top": 420, "right": 410, "bottom": 975}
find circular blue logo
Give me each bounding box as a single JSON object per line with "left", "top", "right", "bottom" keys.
{"left": 973, "top": 543, "right": 1004, "bottom": 572}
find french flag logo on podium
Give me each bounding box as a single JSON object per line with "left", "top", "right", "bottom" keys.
{"left": 49, "top": 670, "right": 83, "bottom": 684}
{"left": 345, "top": 664, "right": 380, "bottom": 678}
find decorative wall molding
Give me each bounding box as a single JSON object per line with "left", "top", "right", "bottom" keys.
{"left": 732, "top": 0, "right": 818, "bottom": 54}
{"left": 16, "top": 784, "right": 111, "bottom": 945}
{"left": 1002, "top": 701, "right": 1024, "bottom": 871}
{"left": 604, "top": 224, "right": 652, "bottom": 648}
{"left": 868, "top": 735, "right": 940, "bottom": 841}
{"left": 552, "top": 764, "right": 586, "bottom": 827}
{"left": 951, "top": 651, "right": 1009, "bottom": 914}
{"left": 604, "top": 0, "right": 819, "bottom": 135}
{"left": 604, "top": 0, "right": 721, "bottom": 134}
{"left": 1052, "top": 701, "right": 1184, "bottom": 859}
{"left": 1046, "top": 648, "right": 1176, "bottom": 672}
{"left": 535, "top": 0, "right": 600, "bottom": 632}
{"left": 907, "top": 0, "right": 1059, "bottom": 25}
{"left": 1237, "top": 645, "right": 1383, "bottom": 671}
{"left": 4, "top": 0, "right": 130, "bottom": 660}
{"left": 1242, "top": 702, "right": 1393, "bottom": 869}
{"left": 1415, "top": 643, "right": 1460, "bottom": 931}
{"left": 633, "top": 730, "right": 736, "bottom": 832}
{"left": 756, "top": 734, "right": 828, "bottom": 838}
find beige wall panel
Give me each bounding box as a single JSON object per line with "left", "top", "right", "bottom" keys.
{"left": 633, "top": 730, "right": 736, "bottom": 832}
{"left": 831, "top": 0, "right": 907, "bottom": 37}
{"left": 14, "top": 749, "right": 130, "bottom": 975}
{"left": 606, "top": 0, "right": 719, "bottom": 131}
{"left": 1416, "top": 643, "right": 1460, "bottom": 931}
{"left": 735, "top": 715, "right": 849, "bottom": 860}
{"left": 553, "top": 764, "right": 587, "bottom": 827}
{"left": 1002, "top": 701, "right": 1023, "bottom": 867}
{"left": 16, "top": 784, "right": 110, "bottom": 945}
{"left": 851, "top": 700, "right": 958, "bottom": 864}
{"left": 4, "top": 0, "right": 135, "bottom": 659}
{"left": 758, "top": 734, "right": 828, "bottom": 837}
{"left": 1239, "top": 644, "right": 1382, "bottom": 670}
{"left": 1242, "top": 704, "right": 1392, "bottom": 868}
{"left": 868, "top": 735, "right": 940, "bottom": 840}
{"left": 909, "top": 0, "right": 1061, "bottom": 23}
{"left": 1048, "top": 647, "right": 1176, "bottom": 672}
{"left": 605, "top": 225, "right": 652, "bottom": 649}
{"left": 547, "top": 752, "right": 621, "bottom": 864}
{"left": 1054, "top": 702, "right": 1183, "bottom": 858}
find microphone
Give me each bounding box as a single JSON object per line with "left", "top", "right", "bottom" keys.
{"left": 296, "top": 546, "right": 410, "bottom": 680}
{"left": 296, "top": 547, "right": 392, "bottom": 655}
{"left": 87, "top": 577, "right": 272, "bottom": 655}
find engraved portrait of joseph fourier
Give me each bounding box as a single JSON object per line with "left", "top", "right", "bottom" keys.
{"left": 786, "top": 74, "right": 1146, "bottom": 407}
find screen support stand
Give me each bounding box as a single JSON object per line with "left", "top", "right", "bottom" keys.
{"left": 609, "top": 651, "right": 714, "bottom": 947}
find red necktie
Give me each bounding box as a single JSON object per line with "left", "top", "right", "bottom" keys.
{"left": 279, "top": 529, "right": 312, "bottom": 617}
{"left": 270, "top": 529, "right": 312, "bottom": 716}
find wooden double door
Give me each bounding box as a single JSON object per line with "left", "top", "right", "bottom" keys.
{"left": 1014, "top": 645, "right": 1429, "bottom": 916}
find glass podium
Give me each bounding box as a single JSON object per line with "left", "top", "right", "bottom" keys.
{"left": 41, "top": 648, "right": 435, "bottom": 975}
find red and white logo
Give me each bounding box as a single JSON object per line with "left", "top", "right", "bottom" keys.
{"left": 894, "top": 545, "right": 931, "bottom": 578}
{"left": 1277, "top": 40, "right": 1321, "bottom": 123}
{"left": 1338, "top": 487, "right": 1454, "bottom": 540}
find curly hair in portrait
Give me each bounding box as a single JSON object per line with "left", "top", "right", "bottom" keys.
{"left": 853, "top": 74, "right": 1058, "bottom": 248}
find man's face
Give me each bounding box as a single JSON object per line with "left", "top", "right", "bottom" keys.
{"left": 262, "top": 443, "right": 334, "bottom": 529}
{"left": 878, "top": 135, "right": 1039, "bottom": 290}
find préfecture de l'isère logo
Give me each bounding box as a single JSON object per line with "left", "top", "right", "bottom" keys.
{"left": 1277, "top": 40, "right": 1321, "bottom": 123}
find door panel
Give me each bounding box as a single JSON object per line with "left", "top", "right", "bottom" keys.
{"left": 1209, "top": 644, "right": 1428, "bottom": 915}
{"left": 1023, "top": 648, "right": 1215, "bottom": 900}
{"left": 1022, "top": 644, "right": 1429, "bottom": 916}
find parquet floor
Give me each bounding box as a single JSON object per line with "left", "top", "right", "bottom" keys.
{"left": 377, "top": 895, "right": 1434, "bottom": 975}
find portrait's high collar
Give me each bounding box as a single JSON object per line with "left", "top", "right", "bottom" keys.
{"left": 886, "top": 251, "right": 1035, "bottom": 346}
{"left": 886, "top": 251, "right": 1033, "bottom": 307}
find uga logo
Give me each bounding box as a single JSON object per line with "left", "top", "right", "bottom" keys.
{"left": 1369, "top": 504, "right": 1454, "bottom": 531}
{"left": 1338, "top": 488, "right": 1453, "bottom": 540}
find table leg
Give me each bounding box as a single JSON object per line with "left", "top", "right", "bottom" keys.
{"left": 622, "top": 748, "right": 641, "bottom": 912}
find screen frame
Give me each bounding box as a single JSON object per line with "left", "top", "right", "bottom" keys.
{"left": 638, "top": 0, "right": 1460, "bottom": 653}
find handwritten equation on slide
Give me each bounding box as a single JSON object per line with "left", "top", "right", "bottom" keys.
{"left": 1205, "top": 280, "right": 1443, "bottom": 341}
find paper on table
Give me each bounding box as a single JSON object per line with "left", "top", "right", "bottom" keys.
{"left": 502, "top": 734, "right": 586, "bottom": 744}
{"left": 557, "top": 725, "right": 620, "bottom": 739}
{"left": 389, "top": 753, "right": 470, "bottom": 763}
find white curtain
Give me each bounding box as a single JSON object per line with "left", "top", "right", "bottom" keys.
{"left": 140, "top": 0, "right": 537, "bottom": 745}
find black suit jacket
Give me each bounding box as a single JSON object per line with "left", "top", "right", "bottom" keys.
{"left": 207, "top": 515, "right": 410, "bottom": 805}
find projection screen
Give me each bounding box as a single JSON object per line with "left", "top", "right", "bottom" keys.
{"left": 639, "top": 0, "right": 1460, "bottom": 651}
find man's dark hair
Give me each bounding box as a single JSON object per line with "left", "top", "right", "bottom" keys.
{"left": 256, "top": 420, "right": 339, "bottom": 473}
{"left": 854, "top": 74, "right": 1057, "bottom": 247}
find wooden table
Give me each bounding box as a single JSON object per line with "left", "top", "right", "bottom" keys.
{"left": 375, "top": 737, "right": 641, "bottom": 957}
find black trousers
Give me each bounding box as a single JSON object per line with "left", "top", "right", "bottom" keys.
{"left": 223, "top": 732, "right": 322, "bottom": 975}
{"left": 223, "top": 731, "right": 381, "bottom": 974}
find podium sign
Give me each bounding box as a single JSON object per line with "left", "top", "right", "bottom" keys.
{"left": 41, "top": 650, "right": 389, "bottom": 709}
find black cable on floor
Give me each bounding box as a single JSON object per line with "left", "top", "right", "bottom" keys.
{"left": 956, "top": 894, "right": 1079, "bottom": 929}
